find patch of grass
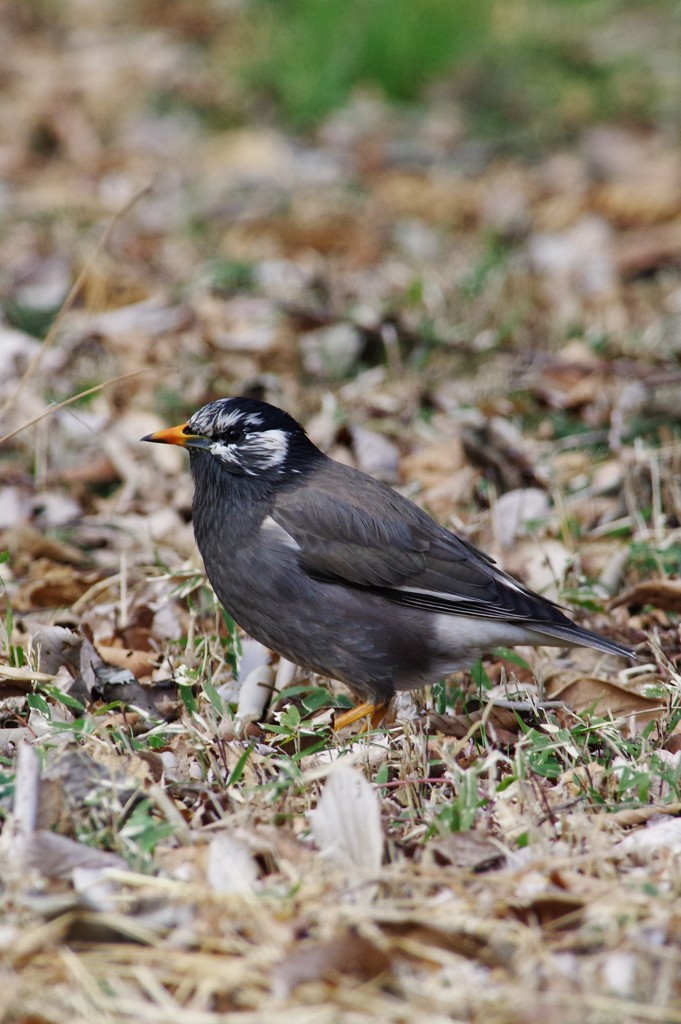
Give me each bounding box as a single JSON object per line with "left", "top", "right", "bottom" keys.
{"left": 460, "top": 235, "right": 511, "bottom": 300}
{"left": 241, "top": 0, "right": 489, "bottom": 128}
{"left": 235, "top": 0, "right": 675, "bottom": 146}
{"left": 431, "top": 764, "right": 482, "bottom": 833}
{"left": 3, "top": 301, "right": 60, "bottom": 340}
{"left": 628, "top": 539, "right": 681, "bottom": 576}
{"left": 209, "top": 259, "right": 256, "bottom": 295}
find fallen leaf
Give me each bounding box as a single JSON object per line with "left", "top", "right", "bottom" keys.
{"left": 206, "top": 832, "right": 260, "bottom": 893}
{"left": 22, "top": 830, "right": 125, "bottom": 880}
{"left": 310, "top": 764, "right": 383, "bottom": 873}
{"left": 615, "top": 221, "right": 681, "bottom": 277}
{"left": 400, "top": 437, "right": 466, "bottom": 489}
{"left": 27, "top": 623, "right": 82, "bottom": 675}
{"left": 614, "top": 816, "right": 681, "bottom": 861}
{"left": 608, "top": 802, "right": 681, "bottom": 828}
{"left": 492, "top": 487, "right": 550, "bottom": 549}
{"left": 611, "top": 579, "right": 681, "bottom": 614}
{"left": 544, "top": 669, "right": 665, "bottom": 723}
{"left": 274, "top": 928, "right": 391, "bottom": 995}
{"left": 14, "top": 563, "right": 102, "bottom": 610}
{"left": 429, "top": 831, "right": 506, "bottom": 871}
{"left": 92, "top": 664, "right": 161, "bottom": 719}
{"left": 1, "top": 524, "right": 85, "bottom": 565}
{"left": 95, "top": 643, "right": 160, "bottom": 680}
{"left": 349, "top": 424, "right": 399, "bottom": 482}
{"left": 506, "top": 893, "right": 585, "bottom": 929}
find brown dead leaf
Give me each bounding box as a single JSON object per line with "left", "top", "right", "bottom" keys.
{"left": 375, "top": 170, "right": 480, "bottom": 227}
{"left": 505, "top": 893, "right": 585, "bottom": 929}
{"left": 614, "top": 221, "right": 681, "bottom": 277}
{"left": 386, "top": 921, "right": 490, "bottom": 966}
{"left": 95, "top": 643, "right": 160, "bottom": 680}
{"left": 274, "top": 928, "right": 391, "bottom": 994}
{"left": 611, "top": 579, "right": 681, "bottom": 614}
{"left": 400, "top": 437, "right": 466, "bottom": 490}
{"left": 544, "top": 669, "right": 665, "bottom": 722}
{"left": 1, "top": 524, "right": 85, "bottom": 565}
{"left": 119, "top": 625, "right": 156, "bottom": 652}
{"left": 429, "top": 830, "right": 505, "bottom": 871}
{"left": 595, "top": 175, "right": 681, "bottom": 227}
{"left": 16, "top": 564, "right": 102, "bottom": 610}
{"left": 461, "top": 416, "right": 543, "bottom": 492}
{"left": 48, "top": 453, "right": 120, "bottom": 488}
{"left": 562, "top": 371, "right": 607, "bottom": 410}
{"left": 0, "top": 665, "right": 56, "bottom": 695}
{"left": 427, "top": 705, "right": 520, "bottom": 747}
{"left": 608, "top": 802, "right": 681, "bottom": 828}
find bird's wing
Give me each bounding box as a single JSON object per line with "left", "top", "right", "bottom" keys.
{"left": 270, "top": 485, "right": 429, "bottom": 586}
{"left": 270, "top": 463, "right": 563, "bottom": 625}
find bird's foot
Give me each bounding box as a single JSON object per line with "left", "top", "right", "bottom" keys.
{"left": 333, "top": 700, "right": 391, "bottom": 732}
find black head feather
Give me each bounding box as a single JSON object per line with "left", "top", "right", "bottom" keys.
{"left": 185, "top": 397, "right": 321, "bottom": 480}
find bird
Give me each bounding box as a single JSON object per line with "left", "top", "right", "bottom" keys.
{"left": 142, "top": 397, "right": 633, "bottom": 729}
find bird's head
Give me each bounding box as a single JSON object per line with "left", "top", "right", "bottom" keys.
{"left": 142, "top": 397, "right": 318, "bottom": 480}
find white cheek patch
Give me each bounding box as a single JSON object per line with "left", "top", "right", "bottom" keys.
{"left": 209, "top": 440, "right": 240, "bottom": 464}
{"left": 208, "top": 428, "right": 290, "bottom": 474}
{"left": 243, "top": 428, "right": 289, "bottom": 471}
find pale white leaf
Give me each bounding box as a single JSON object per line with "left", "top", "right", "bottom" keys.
{"left": 207, "top": 833, "right": 259, "bottom": 893}
{"left": 492, "top": 487, "right": 550, "bottom": 549}
{"left": 615, "top": 816, "right": 681, "bottom": 859}
{"left": 310, "top": 764, "right": 383, "bottom": 872}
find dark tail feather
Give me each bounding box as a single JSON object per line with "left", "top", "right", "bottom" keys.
{"left": 530, "top": 622, "right": 635, "bottom": 660}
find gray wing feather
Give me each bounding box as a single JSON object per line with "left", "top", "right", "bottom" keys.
{"left": 270, "top": 460, "right": 633, "bottom": 659}
{"left": 271, "top": 462, "right": 549, "bottom": 620}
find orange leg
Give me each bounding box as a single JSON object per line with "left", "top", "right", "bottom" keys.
{"left": 333, "top": 700, "right": 391, "bottom": 732}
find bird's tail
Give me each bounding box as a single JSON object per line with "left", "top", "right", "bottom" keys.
{"left": 528, "top": 623, "right": 635, "bottom": 660}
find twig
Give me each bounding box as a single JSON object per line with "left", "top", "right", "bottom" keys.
{"left": 0, "top": 368, "right": 150, "bottom": 447}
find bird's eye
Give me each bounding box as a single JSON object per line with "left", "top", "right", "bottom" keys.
{"left": 223, "top": 426, "right": 245, "bottom": 444}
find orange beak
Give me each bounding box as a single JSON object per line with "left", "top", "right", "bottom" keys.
{"left": 141, "top": 423, "right": 211, "bottom": 450}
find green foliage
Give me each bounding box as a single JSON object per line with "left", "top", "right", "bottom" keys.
{"left": 227, "top": 741, "right": 257, "bottom": 787}
{"left": 432, "top": 765, "right": 482, "bottom": 833}
{"left": 3, "top": 301, "right": 60, "bottom": 340}
{"left": 266, "top": 698, "right": 336, "bottom": 761}
{"left": 628, "top": 540, "right": 681, "bottom": 577}
{"left": 235, "top": 0, "right": 673, "bottom": 147}
{"left": 0, "top": 566, "right": 27, "bottom": 671}
{"left": 221, "top": 610, "right": 242, "bottom": 674}
{"left": 460, "top": 236, "right": 510, "bottom": 300}
{"left": 0, "top": 758, "right": 15, "bottom": 816}
{"left": 470, "top": 658, "right": 492, "bottom": 692}
{"left": 118, "top": 799, "right": 177, "bottom": 858}
{"left": 209, "top": 259, "right": 256, "bottom": 295}
{"left": 242, "top": 0, "right": 489, "bottom": 127}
